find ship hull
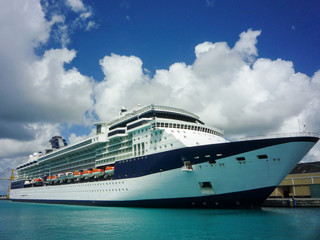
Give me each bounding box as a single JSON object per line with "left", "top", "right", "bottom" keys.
{"left": 10, "top": 136, "right": 319, "bottom": 208}
{"left": 11, "top": 186, "right": 275, "bottom": 208}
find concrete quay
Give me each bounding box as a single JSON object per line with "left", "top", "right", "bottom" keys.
{"left": 263, "top": 198, "right": 320, "bottom": 207}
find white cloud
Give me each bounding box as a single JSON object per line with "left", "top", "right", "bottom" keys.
{"left": 0, "top": 124, "right": 61, "bottom": 159}
{"left": 29, "top": 48, "right": 94, "bottom": 123}
{"left": 66, "top": 0, "right": 86, "bottom": 13}
{"left": 0, "top": 0, "right": 94, "bottom": 141}
{"left": 195, "top": 41, "right": 215, "bottom": 58}
{"left": 233, "top": 29, "right": 261, "bottom": 63}
{"left": 85, "top": 20, "right": 97, "bottom": 31}
{"left": 94, "top": 54, "right": 147, "bottom": 120}
{"left": 65, "top": 0, "right": 96, "bottom": 33}
{"left": 93, "top": 29, "right": 320, "bottom": 162}
{"left": 0, "top": 0, "right": 50, "bottom": 59}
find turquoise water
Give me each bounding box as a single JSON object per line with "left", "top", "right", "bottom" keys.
{"left": 0, "top": 201, "right": 319, "bottom": 240}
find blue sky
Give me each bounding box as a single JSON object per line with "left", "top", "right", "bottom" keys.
{"left": 0, "top": 0, "right": 320, "bottom": 194}
{"left": 64, "top": 0, "right": 320, "bottom": 80}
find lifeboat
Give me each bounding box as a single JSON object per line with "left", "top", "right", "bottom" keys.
{"left": 82, "top": 169, "right": 93, "bottom": 178}
{"left": 24, "top": 180, "right": 31, "bottom": 186}
{"left": 52, "top": 175, "right": 58, "bottom": 181}
{"left": 57, "top": 173, "right": 66, "bottom": 180}
{"left": 31, "top": 177, "right": 43, "bottom": 186}
{"left": 105, "top": 166, "right": 115, "bottom": 176}
{"left": 31, "top": 177, "right": 43, "bottom": 183}
{"left": 92, "top": 168, "right": 105, "bottom": 177}
{"left": 65, "top": 172, "right": 74, "bottom": 179}
{"left": 46, "top": 176, "right": 53, "bottom": 182}
{"left": 74, "top": 171, "right": 83, "bottom": 179}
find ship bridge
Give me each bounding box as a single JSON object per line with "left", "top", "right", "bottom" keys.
{"left": 107, "top": 104, "right": 204, "bottom": 131}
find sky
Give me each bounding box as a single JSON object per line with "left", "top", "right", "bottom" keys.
{"left": 0, "top": 0, "right": 320, "bottom": 194}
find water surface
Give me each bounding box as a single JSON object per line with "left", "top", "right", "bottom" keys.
{"left": 0, "top": 201, "right": 319, "bottom": 240}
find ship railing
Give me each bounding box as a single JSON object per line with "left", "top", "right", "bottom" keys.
{"left": 240, "top": 132, "right": 319, "bottom": 141}
{"left": 108, "top": 104, "right": 200, "bottom": 126}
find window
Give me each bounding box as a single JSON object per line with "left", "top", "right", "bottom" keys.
{"left": 96, "top": 125, "right": 101, "bottom": 134}
{"left": 236, "top": 157, "right": 246, "bottom": 161}
{"left": 257, "top": 154, "right": 268, "bottom": 159}
{"left": 141, "top": 142, "right": 145, "bottom": 155}
{"left": 209, "top": 159, "right": 216, "bottom": 164}
{"left": 133, "top": 145, "right": 137, "bottom": 156}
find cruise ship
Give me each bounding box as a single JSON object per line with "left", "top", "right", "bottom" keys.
{"left": 10, "top": 104, "right": 319, "bottom": 208}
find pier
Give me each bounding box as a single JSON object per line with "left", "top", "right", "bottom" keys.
{"left": 263, "top": 198, "right": 320, "bottom": 207}
{"left": 264, "top": 161, "right": 320, "bottom": 207}
{"left": 0, "top": 195, "right": 8, "bottom": 200}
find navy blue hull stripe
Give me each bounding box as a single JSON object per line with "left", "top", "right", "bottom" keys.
{"left": 11, "top": 186, "right": 276, "bottom": 209}
{"left": 114, "top": 136, "right": 319, "bottom": 180}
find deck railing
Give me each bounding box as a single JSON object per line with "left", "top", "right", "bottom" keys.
{"left": 240, "top": 132, "right": 319, "bottom": 141}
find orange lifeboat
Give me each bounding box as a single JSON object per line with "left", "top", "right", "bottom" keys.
{"left": 82, "top": 169, "right": 93, "bottom": 178}
{"left": 92, "top": 168, "right": 105, "bottom": 177}
{"left": 105, "top": 166, "right": 115, "bottom": 176}
{"left": 74, "top": 171, "right": 83, "bottom": 179}
{"left": 46, "top": 176, "right": 52, "bottom": 182}
{"left": 31, "top": 177, "right": 43, "bottom": 186}
{"left": 52, "top": 175, "right": 58, "bottom": 182}
{"left": 32, "top": 177, "right": 43, "bottom": 183}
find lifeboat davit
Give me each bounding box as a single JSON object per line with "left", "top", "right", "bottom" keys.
{"left": 105, "top": 166, "right": 115, "bottom": 176}
{"left": 82, "top": 169, "right": 93, "bottom": 178}
{"left": 92, "top": 168, "right": 105, "bottom": 177}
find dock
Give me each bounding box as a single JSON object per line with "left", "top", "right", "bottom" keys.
{"left": 263, "top": 198, "right": 320, "bottom": 207}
